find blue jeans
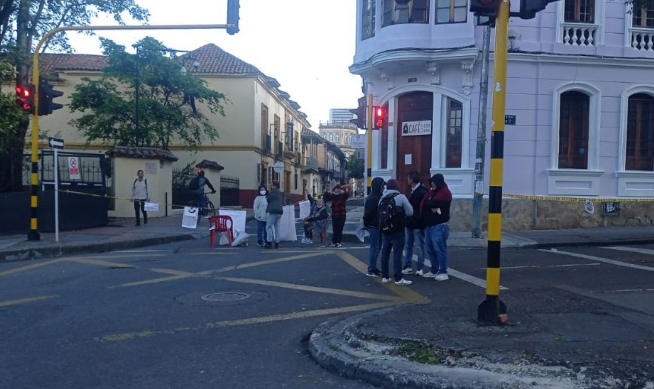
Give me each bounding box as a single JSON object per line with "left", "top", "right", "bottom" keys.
{"left": 425, "top": 224, "right": 450, "bottom": 274}
{"left": 256, "top": 220, "right": 267, "bottom": 244}
{"left": 404, "top": 228, "right": 425, "bottom": 270}
{"left": 367, "top": 227, "right": 381, "bottom": 272}
{"left": 266, "top": 213, "right": 282, "bottom": 243}
{"left": 381, "top": 230, "right": 405, "bottom": 282}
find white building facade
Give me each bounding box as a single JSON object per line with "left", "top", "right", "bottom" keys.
{"left": 352, "top": 0, "right": 654, "bottom": 229}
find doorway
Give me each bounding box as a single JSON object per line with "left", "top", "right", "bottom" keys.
{"left": 395, "top": 91, "right": 433, "bottom": 193}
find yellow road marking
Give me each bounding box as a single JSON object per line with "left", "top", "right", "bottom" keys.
{"left": 150, "top": 268, "right": 194, "bottom": 276}
{"left": 190, "top": 252, "right": 237, "bottom": 255}
{"left": 217, "top": 276, "right": 402, "bottom": 302}
{"left": 208, "top": 252, "right": 329, "bottom": 274}
{"left": 109, "top": 275, "right": 190, "bottom": 289}
{"left": 0, "top": 295, "right": 58, "bottom": 307}
{"left": 336, "top": 251, "right": 430, "bottom": 303}
{"left": 64, "top": 257, "right": 136, "bottom": 268}
{"left": 90, "top": 254, "right": 166, "bottom": 259}
{"left": 0, "top": 258, "right": 64, "bottom": 277}
{"left": 99, "top": 301, "right": 399, "bottom": 342}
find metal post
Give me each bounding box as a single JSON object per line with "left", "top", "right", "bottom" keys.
{"left": 472, "top": 24, "right": 492, "bottom": 239}
{"left": 477, "top": 0, "right": 509, "bottom": 325}
{"left": 135, "top": 47, "right": 140, "bottom": 146}
{"left": 54, "top": 148, "right": 59, "bottom": 243}
{"left": 366, "top": 93, "right": 373, "bottom": 196}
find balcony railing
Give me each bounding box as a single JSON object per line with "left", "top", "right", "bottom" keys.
{"left": 630, "top": 27, "right": 654, "bottom": 51}
{"left": 561, "top": 23, "right": 598, "bottom": 46}
{"left": 264, "top": 134, "right": 271, "bottom": 153}
{"left": 276, "top": 141, "right": 283, "bottom": 158}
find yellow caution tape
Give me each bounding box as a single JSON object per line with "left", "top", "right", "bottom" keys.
{"left": 503, "top": 193, "right": 654, "bottom": 203}
{"left": 56, "top": 188, "right": 209, "bottom": 209}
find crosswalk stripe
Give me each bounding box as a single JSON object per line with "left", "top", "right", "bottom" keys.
{"left": 540, "top": 249, "right": 654, "bottom": 272}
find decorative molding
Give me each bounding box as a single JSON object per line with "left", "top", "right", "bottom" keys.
{"left": 461, "top": 61, "right": 474, "bottom": 95}
{"left": 350, "top": 47, "right": 479, "bottom": 75}
{"left": 426, "top": 61, "right": 440, "bottom": 85}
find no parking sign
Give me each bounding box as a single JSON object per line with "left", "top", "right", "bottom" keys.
{"left": 68, "top": 157, "right": 80, "bottom": 180}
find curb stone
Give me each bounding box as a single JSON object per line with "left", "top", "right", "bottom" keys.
{"left": 0, "top": 234, "right": 196, "bottom": 262}
{"left": 309, "top": 309, "right": 582, "bottom": 389}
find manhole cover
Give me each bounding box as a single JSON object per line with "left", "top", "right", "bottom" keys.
{"left": 175, "top": 290, "right": 269, "bottom": 307}
{"left": 201, "top": 292, "right": 251, "bottom": 302}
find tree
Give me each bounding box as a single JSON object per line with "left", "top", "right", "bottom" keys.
{"left": 69, "top": 37, "right": 227, "bottom": 151}
{"left": 347, "top": 152, "right": 364, "bottom": 180}
{"left": 0, "top": 0, "right": 149, "bottom": 192}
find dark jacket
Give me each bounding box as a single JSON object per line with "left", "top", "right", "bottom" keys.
{"left": 405, "top": 183, "right": 428, "bottom": 230}
{"left": 363, "top": 177, "right": 385, "bottom": 228}
{"left": 421, "top": 184, "right": 453, "bottom": 227}
{"left": 306, "top": 206, "right": 328, "bottom": 222}
{"left": 266, "top": 188, "right": 283, "bottom": 215}
{"left": 323, "top": 189, "right": 349, "bottom": 219}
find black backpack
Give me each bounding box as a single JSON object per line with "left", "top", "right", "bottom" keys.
{"left": 379, "top": 193, "right": 402, "bottom": 233}
{"left": 188, "top": 176, "right": 201, "bottom": 190}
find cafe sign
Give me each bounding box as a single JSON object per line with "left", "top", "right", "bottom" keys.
{"left": 401, "top": 120, "right": 432, "bottom": 136}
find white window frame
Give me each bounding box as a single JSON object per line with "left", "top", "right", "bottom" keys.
{"left": 616, "top": 86, "right": 654, "bottom": 197}
{"left": 548, "top": 82, "right": 603, "bottom": 196}
{"left": 555, "top": 0, "right": 605, "bottom": 45}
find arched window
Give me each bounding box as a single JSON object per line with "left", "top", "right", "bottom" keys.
{"left": 445, "top": 98, "right": 463, "bottom": 168}
{"left": 626, "top": 93, "right": 654, "bottom": 171}
{"left": 558, "top": 91, "right": 590, "bottom": 169}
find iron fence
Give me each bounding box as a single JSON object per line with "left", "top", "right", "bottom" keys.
{"left": 220, "top": 175, "right": 240, "bottom": 206}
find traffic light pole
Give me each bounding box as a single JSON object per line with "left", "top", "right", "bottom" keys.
{"left": 366, "top": 93, "right": 373, "bottom": 196}
{"left": 27, "top": 23, "right": 231, "bottom": 241}
{"left": 477, "top": 0, "right": 508, "bottom": 324}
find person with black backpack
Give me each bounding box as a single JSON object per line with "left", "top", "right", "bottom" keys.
{"left": 378, "top": 179, "right": 414, "bottom": 285}
{"left": 363, "top": 177, "right": 385, "bottom": 277}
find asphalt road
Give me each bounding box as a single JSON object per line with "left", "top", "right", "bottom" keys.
{"left": 1, "top": 231, "right": 653, "bottom": 389}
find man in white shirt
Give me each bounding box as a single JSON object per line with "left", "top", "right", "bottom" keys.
{"left": 130, "top": 170, "right": 149, "bottom": 226}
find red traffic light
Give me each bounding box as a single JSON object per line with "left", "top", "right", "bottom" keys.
{"left": 373, "top": 106, "right": 386, "bottom": 129}
{"left": 15, "top": 84, "right": 34, "bottom": 113}
{"left": 15, "top": 85, "right": 31, "bottom": 97}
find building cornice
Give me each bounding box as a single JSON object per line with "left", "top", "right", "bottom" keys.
{"left": 505, "top": 51, "right": 654, "bottom": 68}
{"left": 350, "top": 47, "right": 479, "bottom": 75}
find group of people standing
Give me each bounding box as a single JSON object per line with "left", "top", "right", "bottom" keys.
{"left": 253, "top": 181, "right": 284, "bottom": 249}
{"left": 363, "top": 172, "right": 452, "bottom": 286}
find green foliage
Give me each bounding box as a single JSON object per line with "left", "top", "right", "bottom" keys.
{"left": 347, "top": 152, "right": 364, "bottom": 179}
{"left": 0, "top": 92, "right": 27, "bottom": 155}
{"left": 69, "top": 37, "right": 227, "bottom": 151}
{"left": 397, "top": 343, "right": 441, "bottom": 365}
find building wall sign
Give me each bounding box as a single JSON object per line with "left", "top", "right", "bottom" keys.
{"left": 401, "top": 120, "right": 432, "bottom": 136}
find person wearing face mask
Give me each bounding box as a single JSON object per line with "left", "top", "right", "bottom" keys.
{"left": 303, "top": 198, "right": 330, "bottom": 244}
{"left": 323, "top": 183, "right": 351, "bottom": 247}
{"left": 253, "top": 185, "right": 268, "bottom": 246}
{"left": 420, "top": 174, "right": 453, "bottom": 281}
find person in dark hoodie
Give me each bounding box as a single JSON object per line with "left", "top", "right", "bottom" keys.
{"left": 378, "top": 179, "right": 414, "bottom": 286}
{"left": 362, "top": 177, "right": 385, "bottom": 277}
{"left": 402, "top": 171, "right": 429, "bottom": 276}
{"left": 420, "top": 174, "right": 453, "bottom": 281}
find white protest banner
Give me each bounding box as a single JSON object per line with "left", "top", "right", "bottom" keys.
{"left": 299, "top": 200, "right": 311, "bottom": 219}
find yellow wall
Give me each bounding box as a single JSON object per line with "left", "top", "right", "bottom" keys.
{"left": 110, "top": 157, "right": 173, "bottom": 219}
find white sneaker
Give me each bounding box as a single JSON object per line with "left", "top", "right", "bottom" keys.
{"left": 415, "top": 269, "right": 424, "bottom": 276}
{"left": 394, "top": 278, "right": 413, "bottom": 286}
{"left": 435, "top": 273, "right": 449, "bottom": 281}
{"left": 401, "top": 268, "right": 413, "bottom": 275}
{"left": 381, "top": 278, "right": 391, "bottom": 283}
{"left": 422, "top": 272, "right": 436, "bottom": 278}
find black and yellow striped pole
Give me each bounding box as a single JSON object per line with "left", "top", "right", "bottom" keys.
{"left": 477, "top": 0, "right": 508, "bottom": 324}
{"left": 366, "top": 93, "right": 373, "bottom": 195}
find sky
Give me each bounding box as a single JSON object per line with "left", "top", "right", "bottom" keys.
{"left": 66, "top": 0, "right": 362, "bottom": 129}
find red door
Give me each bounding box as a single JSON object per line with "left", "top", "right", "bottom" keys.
{"left": 395, "top": 92, "right": 433, "bottom": 193}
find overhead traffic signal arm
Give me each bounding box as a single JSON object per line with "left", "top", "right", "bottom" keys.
{"left": 227, "top": 0, "right": 240, "bottom": 35}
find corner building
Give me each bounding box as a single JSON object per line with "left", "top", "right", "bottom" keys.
{"left": 352, "top": 0, "right": 654, "bottom": 230}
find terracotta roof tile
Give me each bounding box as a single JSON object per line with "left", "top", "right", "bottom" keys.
{"left": 196, "top": 159, "right": 225, "bottom": 171}
{"left": 105, "top": 146, "right": 178, "bottom": 161}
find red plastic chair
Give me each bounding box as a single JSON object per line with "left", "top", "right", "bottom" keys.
{"left": 209, "top": 215, "right": 234, "bottom": 247}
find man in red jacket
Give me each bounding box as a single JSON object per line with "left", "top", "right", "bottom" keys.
{"left": 420, "top": 174, "right": 453, "bottom": 281}
{"left": 323, "top": 183, "right": 351, "bottom": 247}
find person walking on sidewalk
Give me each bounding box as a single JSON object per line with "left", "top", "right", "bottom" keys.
{"left": 265, "top": 181, "right": 283, "bottom": 249}
{"left": 131, "top": 170, "right": 149, "bottom": 226}
{"left": 378, "top": 179, "right": 413, "bottom": 285}
{"left": 421, "top": 174, "right": 453, "bottom": 281}
{"left": 363, "top": 177, "right": 385, "bottom": 277}
{"left": 253, "top": 184, "right": 268, "bottom": 246}
{"left": 323, "top": 183, "right": 351, "bottom": 247}
{"left": 402, "top": 171, "right": 429, "bottom": 276}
